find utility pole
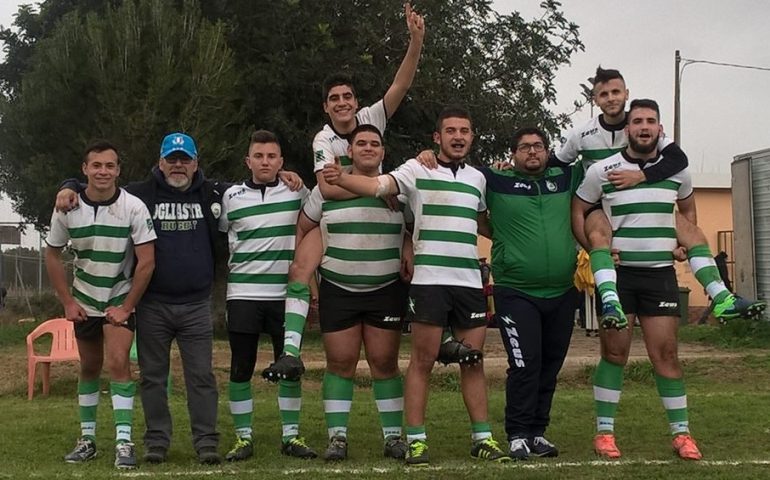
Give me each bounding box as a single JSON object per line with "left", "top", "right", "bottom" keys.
{"left": 674, "top": 50, "right": 681, "bottom": 144}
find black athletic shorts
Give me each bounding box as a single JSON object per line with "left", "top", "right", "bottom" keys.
{"left": 226, "top": 299, "right": 284, "bottom": 336}
{"left": 318, "top": 279, "right": 408, "bottom": 334}
{"left": 74, "top": 314, "right": 136, "bottom": 340}
{"left": 407, "top": 284, "right": 487, "bottom": 329}
{"left": 617, "top": 265, "right": 680, "bottom": 317}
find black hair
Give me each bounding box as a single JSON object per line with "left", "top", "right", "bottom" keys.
{"left": 435, "top": 105, "right": 472, "bottom": 132}
{"left": 322, "top": 73, "right": 356, "bottom": 102}
{"left": 511, "top": 127, "right": 550, "bottom": 151}
{"left": 83, "top": 140, "right": 119, "bottom": 164}
{"left": 628, "top": 98, "right": 660, "bottom": 120}
{"left": 349, "top": 124, "right": 383, "bottom": 143}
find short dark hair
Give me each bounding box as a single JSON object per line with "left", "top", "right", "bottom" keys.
{"left": 511, "top": 127, "right": 550, "bottom": 151}
{"left": 594, "top": 66, "right": 624, "bottom": 86}
{"left": 350, "top": 124, "right": 383, "bottom": 144}
{"left": 628, "top": 98, "right": 661, "bottom": 120}
{"left": 322, "top": 73, "right": 356, "bottom": 102}
{"left": 250, "top": 129, "right": 280, "bottom": 146}
{"left": 435, "top": 105, "right": 472, "bottom": 132}
{"left": 83, "top": 140, "right": 119, "bottom": 164}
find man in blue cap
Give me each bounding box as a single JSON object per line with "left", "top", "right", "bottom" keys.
{"left": 57, "top": 132, "right": 226, "bottom": 464}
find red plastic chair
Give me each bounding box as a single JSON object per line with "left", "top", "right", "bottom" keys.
{"left": 27, "top": 318, "right": 80, "bottom": 400}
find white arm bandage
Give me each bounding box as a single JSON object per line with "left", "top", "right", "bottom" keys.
{"left": 375, "top": 175, "right": 390, "bottom": 198}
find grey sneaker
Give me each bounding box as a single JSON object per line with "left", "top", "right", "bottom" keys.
{"left": 530, "top": 436, "right": 559, "bottom": 457}
{"left": 64, "top": 437, "right": 97, "bottom": 463}
{"left": 323, "top": 435, "right": 347, "bottom": 461}
{"left": 383, "top": 436, "right": 408, "bottom": 459}
{"left": 114, "top": 442, "right": 137, "bottom": 469}
{"left": 143, "top": 445, "right": 167, "bottom": 464}
{"left": 198, "top": 446, "right": 222, "bottom": 465}
{"left": 508, "top": 437, "right": 530, "bottom": 460}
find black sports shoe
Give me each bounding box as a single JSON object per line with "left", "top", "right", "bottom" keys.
{"left": 198, "top": 446, "right": 222, "bottom": 465}
{"left": 281, "top": 437, "right": 317, "bottom": 459}
{"left": 114, "top": 442, "right": 137, "bottom": 469}
{"left": 529, "top": 436, "right": 559, "bottom": 457}
{"left": 143, "top": 446, "right": 167, "bottom": 464}
{"left": 261, "top": 354, "right": 306, "bottom": 383}
{"left": 437, "top": 339, "right": 483, "bottom": 366}
{"left": 508, "top": 437, "right": 530, "bottom": 460}
{"left": 225, "top": 437, "right": 253, "bottom": 462}
{"left": 383, "top": 436, "right": 408, "bottom": 459}
{"left": 470, "top": 437, "right": 511, "bottom": 462}
{"left": 323, "top": 435, "right": 347, "bottom": 461}
{"left": 64, "top": 437, "right": 97, "bottom": 463}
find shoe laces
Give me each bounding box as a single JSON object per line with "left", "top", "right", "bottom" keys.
{"left": 533, "top": 436, "right": 554, "bottom": 448}
{"left": 409, "top": 440, "right": 427, "bottom": 457}
{"left": 233, "top": 437, "right": 252, "bottom": 449}
{"left": 480, "top": 437, "right": 504, "bottom": 452}
{"left": 509, "top": 437, "right": 530, "bottom": 452}
{"left": 116, "top": 442, "right": 134, "bottom": 457}
{"left": 289, "top": 437, "right": 310, "bottom": 448}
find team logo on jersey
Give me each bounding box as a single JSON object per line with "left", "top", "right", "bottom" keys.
{"left": 227, "top": 187, "right": 246, "bottom": 200}
{"left": 211, "top": 202, "right": 221, "bottom": 219}
{"left": 581, "top": 127, "right": 599, "bottom": 138}
{"left": 146, "top": 219, "right": 154, "bottom": 232}
{"left": 315, "top": 150, "right": 325, "bottom": 163}
{"left": 513, "top": 182, "right": 532, "bottom": 190}
{"left": 546, "top": 180, "right": 557, "bottom": 192}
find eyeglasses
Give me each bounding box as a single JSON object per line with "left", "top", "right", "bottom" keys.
{"left": 516, "top": 143, "right": 546, "bottom": 153}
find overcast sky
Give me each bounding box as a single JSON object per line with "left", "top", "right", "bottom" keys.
{"left": 1, "top": 1, "right": 769, "bottom": 244}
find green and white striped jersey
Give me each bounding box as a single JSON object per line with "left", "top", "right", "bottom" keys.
{"left": 389, "top": 159, "right": 486, "bottom": 288}
{"left": 304, "top": 186, "right": 408, "bottom": 292}
{"left": 312, "top": 100, "right": 387, "bottom": 172}
{"left": 576, "top": 151, "right": 693, "bottom": 268}
{"left": 46, "top": 189, "right": 156, "bottom": 316}
{"left": 219, "top": 181, "right": 309, "bottom": 301}
{"left": 555, "top": 114, "right": 674, "bottom": 169}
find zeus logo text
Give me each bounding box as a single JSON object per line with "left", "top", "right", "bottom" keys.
{"left": 503, "top": 324, "right": 525, "bottom": 368}
{"left": 603, "top": 162, "right": 621, "bottom": 172}
{"left": 658, "top": 301, "right": 678, "bottom": 308}
{"left": 513, "top": 182, "right": 532, "bottom": 190}
{"left": 581, "top": 127, "right": 599, "bottom": 138}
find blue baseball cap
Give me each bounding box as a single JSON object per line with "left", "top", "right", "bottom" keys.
{"left": 160, "top": 132, "right": 198, "bottom": 159}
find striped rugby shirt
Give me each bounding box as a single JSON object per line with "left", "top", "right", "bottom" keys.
{"left": 219, "top": 180, "right": 309, "bottom": 301}
{"left": 46, "top": 189, "right": 156, "bottom": 316}
{"left": 303, "top": 186, "right": 409, "bottom": 292}
{"left": 555, "top": 114, "right": 675, "bottom": 169}
{"left": 389, "top": 159, "right": 487, "bottom": 288}
{"left": 312, "top": 100, "right": 387, "bottom": 172}
{"left": 576, "top": 151, "right": 693, "bottom": 268}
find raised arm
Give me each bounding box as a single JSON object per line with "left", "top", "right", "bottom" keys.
{"left": 382, "top": 3, "right": 425, "bottom": 117}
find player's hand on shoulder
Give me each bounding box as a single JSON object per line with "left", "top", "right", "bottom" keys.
{"left": 55, "top": 189, "right": 80, "bottom": 213}
{"left": 491, "top": 161, "right": 513, "bottom": 171}
{"left": 416, "top": 150, "right": 438, "bottom": 169}
{"left": 278, "top": 171, "right": 304, "bottom": 192}
{"left": 607, "top": 169, "right": 645, "bottom": 189}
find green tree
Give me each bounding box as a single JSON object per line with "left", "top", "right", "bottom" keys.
{"left": 0, "top": 0, "right": 245, "bottom": 229}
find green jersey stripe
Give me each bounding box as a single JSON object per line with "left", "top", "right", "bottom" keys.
{"left": 72, "top": 288, "right": 127, "bottom": 312}
{"left": 228, "top": 273, "right": 289, "bottom": 284}
{"left": 227, "top": 199, "right": 302, "bottom": 221}
{"left": 74, "top": 249, "right": 126, "bottom": 263}
{"left": 236, "top": 224, "right": 296, "bottom": 240}
{"left": 327, "top": 222, "right": 403, "bottom": 235}
{"left": 414, "top": 254, "right": 479, "bottom": 270}
{"left": 613, "top": 227, "right": 677, "bottom": 239}
{"left": 416, "top": 178, "right": 481, "bottom": 198}
{"left": 611, "top": 202, "right": 674, "bottom": 216}
{"left": 319, "top": 267, "right": 399, "bottom": 285}
{"left": 68, "top": 224, "right": 130, "bottom": 239}
{"left": 325, "top": 246, "right": 400, "bottom": 262}
{"left": 418, "top": 229, "right": 477, "bottom": 245}
{"left": 602, "top": 179, "right": 682, "bottom": 194}
{"left": 422, "top": 204, "right": 478, "bottom": 220}
{"left": 619, "top": 251, "right": 674, "bottom": 262}
{"left": 322, "top": 197, "right": 390, "bottom": 212}
{"left": 230, "top": 249, "right": 294, "bottom": 264}
{"left": 75, "top": 269, "right": 127, "bottom": 288}
{"left": 580, "top": 147, "right": 623, "bottom": 160}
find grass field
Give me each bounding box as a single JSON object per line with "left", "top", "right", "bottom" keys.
{"left": 4, "top": 318, "right": 770, "bottom": 479}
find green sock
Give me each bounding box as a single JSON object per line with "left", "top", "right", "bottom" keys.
{"left": 687, "top": 244, "right": 729, "bottom": 303}
{"left": 284, "top": 282, "right": 310, "bottom": 357}
{"left": 373, "top": 376, "right": 403, "bottom": 440}
{"left": 323, "top": 372, "right": 354, "bottom": 439}
{"left": 229, "top": 381, "right": 253, "bottom": 439}
{"left": 110, "top": 381, "right": 135, "bottom": 443}
{"left": 593, "top": 358, "right": 624, "bottom": 433}
{"left": 278, "top": 379, "right": 301, "bottom": 442}
{"left": 405, "top": 425, "right": 427, "bottom": 443}
{"left": 590, "top": 248, "right": 620, "bottom": 306}
{"left": 471, "top": 421, "right": 492, "bottom": 442}
{"left": 78, "top": 378, "right": 100, "bottom": 440}
{"left": 655, "top": 374, "right": 689, "bottom": 436}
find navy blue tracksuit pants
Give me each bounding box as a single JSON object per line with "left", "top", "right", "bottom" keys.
{"left": 495, "top": 285, "right": 578, "bottom": 440}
